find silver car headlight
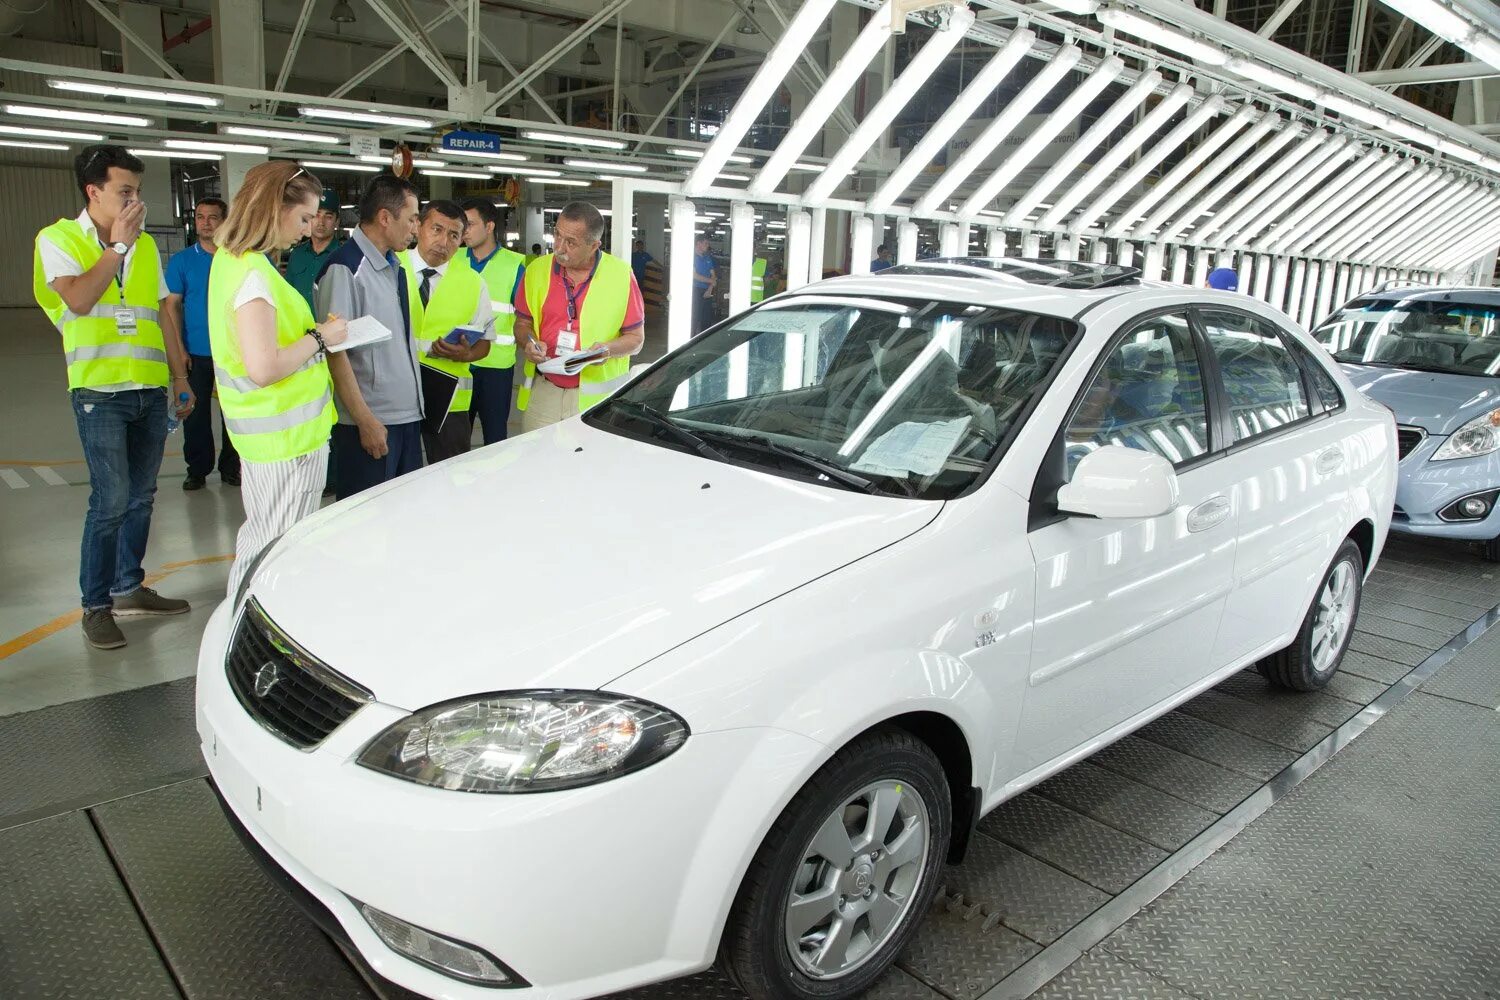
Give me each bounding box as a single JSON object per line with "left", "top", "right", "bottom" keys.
{"left": 1431, "top": 407, "right": 1500, "bottom": 462}
{"left": 356, "top": 691, "right": 689, "bottom": 793}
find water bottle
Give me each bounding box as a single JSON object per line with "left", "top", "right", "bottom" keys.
{"left": 166, "top": 391, "right": 189, "bottom": 436}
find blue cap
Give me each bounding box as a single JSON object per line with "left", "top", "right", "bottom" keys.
{"left": 1207, "top": 267, "right": 1239, "bottom": 291}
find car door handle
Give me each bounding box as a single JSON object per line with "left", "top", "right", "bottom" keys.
{"left": 1316, "top": 447, "right": 1345, "bottom": 475}
{"left": 1187, "top": 496, "right": 1232, "bottom": 533}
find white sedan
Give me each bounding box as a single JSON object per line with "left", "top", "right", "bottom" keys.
{"left": 197, "top": 259, "right": 1396, "bottom": 1000}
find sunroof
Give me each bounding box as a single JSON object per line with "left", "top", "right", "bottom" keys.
{"left": 880, "top": 257, "right": 1142, "bottom": 289}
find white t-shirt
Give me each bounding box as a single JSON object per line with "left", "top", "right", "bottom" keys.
{"left": 38, "top": 208, "right": 172, "bottom": 393}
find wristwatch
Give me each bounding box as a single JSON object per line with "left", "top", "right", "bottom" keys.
{"left": 109, "top": 241, "right": 130, "bottom": 256}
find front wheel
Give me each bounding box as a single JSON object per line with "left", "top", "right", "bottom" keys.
{"left": 719, "top": 728, "right": 950, "bottom": 1000}
{"left": 1483, "top": 533, "right": 1500, "bottom": 563}
{"left": 1260, "top": 538, "right": 1364, "bottom": 691}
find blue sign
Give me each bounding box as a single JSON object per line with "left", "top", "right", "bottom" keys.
{"left": 442, "top": 130, "right": 502, "bottom": 154}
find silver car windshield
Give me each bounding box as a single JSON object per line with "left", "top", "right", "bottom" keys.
{"left": 589, "top": 296, "right": 1079, "bottom": 499}
{"left": 1314, "top": 298, "right": 1500, "bottom": 377}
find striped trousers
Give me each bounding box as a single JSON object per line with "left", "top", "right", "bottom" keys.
{"left": 226, "top": 445, "right": 329, "bottom": 600}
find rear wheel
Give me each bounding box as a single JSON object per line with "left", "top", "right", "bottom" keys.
{"left": 1260, "top": 538, "right": 1364, "bottom": 691}
{"left": 720, "top": 728, "right": 950, "bottom": 1000}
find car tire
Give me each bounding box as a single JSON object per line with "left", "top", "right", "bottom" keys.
{"left": 1483, "top": 534, "right": 1500, "bottom": 563}
{"left": 1259, "top": 538, "right": 1364, "bottom": 692}
{"left": 719, "top": 727, "right": 951, "bottom": 1000}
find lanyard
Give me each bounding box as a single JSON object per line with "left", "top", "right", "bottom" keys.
{"left": 559, "top": 253, "right": 599, "bottom": 328}
{"left": 98, "top": 238, "right": 125, "bottom": 297}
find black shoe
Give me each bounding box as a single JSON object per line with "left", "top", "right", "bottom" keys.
{"left": 221, "top": 472, "right": 241, "bottom": 487}
{"left": 183, "top": 475, "right": 207, "bottom": 491}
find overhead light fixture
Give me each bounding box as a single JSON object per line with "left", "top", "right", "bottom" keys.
{"left": 1438, "top": 138, "right": 1484, "bottom": 164}
{"left": 299, "top": 159, "right": 381, "bottom": 173}
{"left": 299, "top": 106, "right": 433, "bottom": 129}
{"left": 493, "top": 165, "right": 563, "bottom": 178}
{"left": 0, "top": 139, "right": 69, "bottom": 151}
{"left": 165, "top": 138, "right": 269, "bottom": 154}
{"left": 330, "top": 0, "right": 356, "bottom": 23}
{"left": 411, "top": 158, "right": 446, "bottom": 168}
{"left": 422, "top": 168, "right": 490, "bottom": 179}
{"left": 1379, "top": 115, "right": 1440, "bottom": 147}
{"left": 1096, "top": 6, "right": 1229, "bottom": 65}
{"left": 48, "top": 79, "right": 219, "bottom": 107}
{"left": 1047, "top": 0, "right": 1100, "bottom": 12}
{"left": 1223, "top": 55, "right": 1320, "bottom": 102}
{"left": 0, "top": 123, "right": 104, "bottom": 141}
{"left": 717, "top": 172, "right": 751, "bottom": 181}
{"left": 128, "top": 147, "right": 223, "bottom": 160}
{"left": 1314, "top": 89, "right": 1390, "bottom": 128}
{"left": 1377, "top": 0, "right": 1473, "bottom": 45}
{"left": 5, "top": 104, "right": 151, "bottom": 127}
{"left": 443, "top": 149, "right": 529, "bottom": 162}
{"left": 670, "top": 147, "right": 752, "bottom": 163}
{"left": 580, "top": 41, "right": 601, "bottom": 66}
{"left": 225, "top": 125, "right": 341, "bottom": 144}
{"left": 738, "top": 7, "right": 759, "bottom": 35}
{"left": 565, "top": 158, "right": 648, "bottom": 173}
{"left": 526, "top": 177, "right": 591, "bottom": 186}
{"left": 520, "top": 129, "right": 627, "bottom": 150}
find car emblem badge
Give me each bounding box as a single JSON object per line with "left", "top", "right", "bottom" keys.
{"left": 852, "top": 864, "right": 873, "bottom": 893}
{"left": 253, "top": 661, "right": 280, "bottom": 698}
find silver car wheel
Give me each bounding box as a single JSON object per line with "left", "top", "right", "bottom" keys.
{"left": 1311, "top": 559, "right": 1357, "bottom": 674}
{"left": 782, "top": 780, "right": 930, "bottom": 980}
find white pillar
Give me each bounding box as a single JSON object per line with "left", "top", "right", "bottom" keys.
{"left": 610, "top": 180, "right": 633, "bottom": 259}
{"left": 897, "top": 221, "right": 918, "bottom": 264}
{"left": 1021, "top": 232, "right": 1041, "bottom": 257}
{"left": 788, "top": 210, "right": 813, "bottom": 289}
{"left": 939, "top": 223, "right": 962, "bottom": 258}
{"left": 1333, "top": 263, "right": 1352, "bottom": 310}
{"left": 1170, "top": 245, "right": 1189, "bottom": 284}
{"left": 957, "top": 222, "right": 972, "bottom": 258}
{"left": 212, "top": 0, "right": 266, "bottom": 201}
{"left": 1117, "top": 241, "right": 1136, "bottom": 267}
{"left": 668, "top": 197, "right": 697, "bottom": 350}
{"left": 1191, "top": 251, "right": 1211, "bottom": 288}
{"left": 808, "top": 208, "right": 827, "bottom": 283}
{"left": 851, "top": 215, "right": 874, "bottom": 276}
{"left": 729, "top": 201, "right": 755, "bottom": 316}
{"left": 1090, "top": 238, "right": 1110, "bottom": 264}
{"left": 1286, "top": 260, "right": 1308, "bottom": 323}
{"left": 1300, "top": 261, "right": 1322, "bottom": 327}
{"left": 1271, "top": 257, "right": 1292, "bottom": 311}
{"left": 1315, "top": 262, "right": 1336, "bottom": 326}
{"left": 1253, "top": 255, "right": 1272, "bottom": 300}
{"left": 524, "top": 205, "right": 545, "bottom": 253}
{"left": 988, "top": 227, "right": 1008, "bottom": 258}
{"left": 1140, "top": 243, "right": 1163, "bottom": 280}
{"left": 1056, "top": 236, "right": 1078, "bottom": 262}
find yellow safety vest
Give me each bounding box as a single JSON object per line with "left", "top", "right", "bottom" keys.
{"left": 33, "top": 219, "right": 168, "bottom": 391}
{"left": 516, "top": 252, "right": 633, "bottom": 414}
{"left": 401, "top": 249, "right": 487, "bottom": 413}
{"left": 470, "top": 245, "right": 526, "bottom": 371}
{"left": 208, "top": 250, "right": 335, "bottom": 463}
{"left": 750, "top": 257, "right": 767, "bottom": 304}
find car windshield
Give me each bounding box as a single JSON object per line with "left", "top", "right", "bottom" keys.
{"left": 587, "top": 295, "right": 1080, "bottom": 499}
{"left": 1313, "top": 297, "right": 1500, "bottom": 376}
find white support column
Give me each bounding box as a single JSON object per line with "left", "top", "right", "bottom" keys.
{"left": 897, "top": 221, "right": 918, "bottom": 264}
{"left": 940, "top": 223, "right": 962, "bottom": 258}
{"left": 1117, "top": 242, "right": 1136, "bottom": 267}
{"left": 1315, "top": 262, "right": 1336, "bottom": 325}
{"left": 1170, "top": 246, "right": 1190, "bottom": 284}
{"left": 1254, "top": 255, "right": 1273, "bottom": 301}
{"left": 1271, "top": 257, "right": 1292, "bottom": 311}
{"left": 851, "top": 215, "right": 874, "bottom": 276}
{"left": 1287, "top": 259, "right": 1307, "bottom": 317}
{"left": 1333, "top": 264, "right": 1352, "bottom": 309}
{"left": 610, "top": 180, "right": 634, "bottom": 259}
{"left": 668, "top": 197, "right": 698, "bottom": 351}
{"left": 212, "top": 0, "right": 267, "bottom": 200}
{"left": 1090, "top": 238, "right": 1110, "bottom": 264}
{"left": 729, "top": 201, "right": 756, "bottom": 316}
{"left": 808, "top": 208, "right": 827, "bottom": 283}
{"left": 988, "top": 227, "right": 1009, "bottom": 258}
{"left": 1298, "top": 261, "right": 1321, "bottom": 327}
{"left": 1191, "top": 252, "right": 1211, "bottom": 289}
{"left": 957, "top": 223, "right": 972, "bottom": 259}
{"left": 1056, "top": 236, "right": 1078, "bottom": 262}
{"left": 1021, "top": 232, "right": 1041, "bottom": 257}
{"left": 788, "top": 210, "right": 814, "bottom": 290}
{"left": 1142, "top": 243, "right": 1164, "bottom": 280}
{"left": 524, "top": 205, "right": 545, "bottom": 253}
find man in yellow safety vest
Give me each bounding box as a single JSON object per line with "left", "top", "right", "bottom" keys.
{"left": 750, "top": 255, "right": 768, "bottom": 304}
{"left": 32, "top": 144, "right": 195, "bottom": 650}
{"left": 513, "top": 202, "right": 645, "bottom": 433}
{"left": 461, "top": 198, "right": 527, "bottom": 444}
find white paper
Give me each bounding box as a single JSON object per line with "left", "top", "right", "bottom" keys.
{"left": 851, "top": 416, "right": 972, "bottom": 478}
{"left": 326, "top": 315, "right": 394, "bottom": 353}
{"left": 538, "top": 345, "right": 608, "bottom": 376}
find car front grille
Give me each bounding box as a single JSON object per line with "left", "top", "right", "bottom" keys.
{"left": 226, "top": 599, "right": 372, "bottom": 750}
{"left": 1396, "top": 425, "right": 1426, "bottom": 461}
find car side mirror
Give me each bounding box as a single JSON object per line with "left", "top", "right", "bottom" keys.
{"left": 1056, "top": 446, "right": 1180, "bottom": 519}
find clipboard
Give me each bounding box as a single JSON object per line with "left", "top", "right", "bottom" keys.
{"left": 420, "top": 363, "right": 461, "bottom": 434}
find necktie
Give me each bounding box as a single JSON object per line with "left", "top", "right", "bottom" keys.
{"left": 419, "top": 267, "right": 437, "bottom": 307}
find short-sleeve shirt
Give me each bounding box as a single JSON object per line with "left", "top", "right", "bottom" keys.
{"left": 165, "top": 242, "right": 214, "bottom": 355}
{"left": 514, "top": 253, "right": 644, "bottom": 389}
{"left": 285, "top": 236, "right": 343, "bottom": 313}
{"left": 468, "top": 246, "right": 526, "bottom": 304}
{"left": 693, "top": 251, "right": 716, "bottom": 289}
{"left": 631, "top": 249, "right": 653, "bottom": 286}
{"left": 870, "top": 258, "right": 893, "bottom": 272}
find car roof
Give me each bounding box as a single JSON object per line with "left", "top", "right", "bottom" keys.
{"left": 1350, "top": 286, "right": 1500, "bottom": 307}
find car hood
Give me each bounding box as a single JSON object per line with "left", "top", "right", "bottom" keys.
{"left": 245, "top": 420, "right": 940, "bottom": 710}
{"left": 1338, "top": 364, "right": 1500, "bottom": 435}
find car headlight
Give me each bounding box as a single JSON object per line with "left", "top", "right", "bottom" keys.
{"left": 356, "top": 691, "right": 689, "bottom": 793}
{"left": 232, "top": 537, "right": 281, "bottom": 610}
{"left": 1431, "top": 407, "right": 1500, "bottom": 461}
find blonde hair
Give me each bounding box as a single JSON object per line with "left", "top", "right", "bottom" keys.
{"left": 216, "top": 161, "right": 324, "bottom": 255}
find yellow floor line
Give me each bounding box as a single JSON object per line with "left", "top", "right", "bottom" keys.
{"left": 0, "top": 554, "right": 232, "bottom": 661}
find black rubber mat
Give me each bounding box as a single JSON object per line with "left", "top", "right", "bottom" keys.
{"left": 0, "top": 812, "right": 178, "bottom": 999}
{"left": 91, "top": 780, "right": 373, "bottom": 1000}
{"left": 0, "top": 678, "right": 205, "bottom": 829}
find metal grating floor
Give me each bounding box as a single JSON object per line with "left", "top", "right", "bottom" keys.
{"left": 0, "top": 536, "right": 1495, "bottom": 1000}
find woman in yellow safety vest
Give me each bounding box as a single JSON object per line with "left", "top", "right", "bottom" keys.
{"left": 208, "top": 162, "right": 348, "bottom": 599}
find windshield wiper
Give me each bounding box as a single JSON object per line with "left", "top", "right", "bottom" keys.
{"left": 693, "top": 429, "right": 887, "bottom": 495}
{"left": 603, "top": 399, "right": 728, "bottom": 461}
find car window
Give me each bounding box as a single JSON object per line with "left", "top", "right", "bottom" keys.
{"left": 1293, "top": 342, "right": 1343, "bottom": 412}
{"left": 592, "top": 296, "right": 1080, "bottom": 500}
{"left": 1064, "top": 311, "right": 1210, "bottom": 477}
{"left": 1200, "top": 308, "right": 1311, "bottom": 443}
{"left": 1312, "top": 297, "right": 1500, "bottom": 376}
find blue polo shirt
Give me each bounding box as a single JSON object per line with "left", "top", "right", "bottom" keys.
{"left": 694, "top": 251, "right": 715, "bottom": 289}
{"left": 467, "top": 246, "right": 525, "bottom": 302}
{"left": 165, "top": 242, "right": 214, "bottom": 355}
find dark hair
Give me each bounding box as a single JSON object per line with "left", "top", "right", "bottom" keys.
{"left": 74, "top": 144, "right": 144, "bottom": 200}
{"left": 461, "top": 197, "right": 504, "bottom": 237}
{"left": 420, "top": 199, "right": 464, "bottom": 224}
{"left": 876, "top": 244, "right": 889, "bottom": 254}
{"left": 358, "top": 174, "right": 419, "bottom": 225}
{"left": 196, "top": 197, "right": 228, "bottom": 217}
{"left": 558, "top": 201, "right": 605, "bottom": 243}
{"left": 531, "top": 242, "right": 542, "bottom": 252}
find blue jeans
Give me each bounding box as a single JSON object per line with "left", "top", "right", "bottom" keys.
{"left": 71, "top": 387, "right": 168, "bottom": 610}
{"left": 470, "top": 365, "right": 514, "bottom": 445}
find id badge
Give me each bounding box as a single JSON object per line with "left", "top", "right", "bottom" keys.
{"left": 113, "top": 307, "right": 138, "bottom": 335}
{"left": 556, "top": 329, "right": 579, "bottom": 354}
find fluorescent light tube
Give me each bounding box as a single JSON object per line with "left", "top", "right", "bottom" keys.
{"left": 526, "top": 178, "right": 591, "bottom": 186}
{"left": 299, "top": 106, "right": 433, "bottom": 129}
{"left": 1316, "top": 90, "right": 1389, "bottom": 127}
{"left": 670, "top": 148, "right": 752, "bottom": 163}
{"left": 5, "top": 104, "right": 150, "bottom": 127}
{"left": 0, "top": 139, "right": 69, "bottom": 150}
{"left": 1096, "top": 7, "right": 1228, "bottom": 65}
{"left": 1438, "top": 138, "right": 1483, "bottom": 164}
{"left": 1048, "top": 0, "right": 1099, "bottom": 12}
{"left": 1153, "top": 119, "right": 1301, "bottom": 241}
{"left": 299, "top": 159, "right": 380, "bottom": 173}
{"left": 444, "top": 149, "right": 529, "bottom": 161}
{"left": 521, "top": 129, "right": 627, "bottom": 150}
{"left": 225, "top": 125, "right": 341, "bottom": 144}
{"left": 165, "top": 139, "right": 269, "bottom": 154}
{"left": 422, "top": 168, "right": 490, "bottom": 179}
{"left": 1224, "top": 55, "right": 1319, "bottom": 102}
{"left": 1376, "top": 0, "right": 1471, "bottom": 42}
{"left": 564, "top": 158, "right": 648, "bottom": 173}
{"left": 493, "top": 166, "right": 563, "bottom": 178}
{"left": 128, "top": 148, "right": 223, "bottom": 160}
{"left": 48, "top": 79, "right": 219, "bottom": 107}
{"left": 0, "top": 124, "right": 103, "bottom": 141}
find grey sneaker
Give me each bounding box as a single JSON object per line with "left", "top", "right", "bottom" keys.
{"left": 112, "top": 586, "right": 191, "bottom": 617}
{"left": 83, "top": 609, "right": 126, "bottom": 649}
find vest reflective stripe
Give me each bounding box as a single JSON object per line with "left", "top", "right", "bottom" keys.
{"left": 472, "top": 247, "right": 526, "bottom": 371}
{"left": 64, "top": 343, "right": 167, "bottom": 365}
{"left": 401, "top": 249, "right": 487, "bottom": 412}
{"left": 516, "top": 252, "right": 634, "bottom": 414}
{"left": 207, "top": 250, "right": 335, "bottom": 463}
{"left": 750, "top": 257, "right": 767, "bottom": 304}
{"left": 34, "top": 220, "right": 169, "bottom": 390}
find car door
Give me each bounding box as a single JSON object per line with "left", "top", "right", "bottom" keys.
{"left": 1194, "top": 306, "right": 1354, "bottom": 665}
{"left": 1018, "top": 310, "right": 1238, "bottom": 774}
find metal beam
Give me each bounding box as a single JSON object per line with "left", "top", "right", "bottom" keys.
{"left": 754, "top": 0, "right": 860, "bottom": 137}
{"left": 467, "top": 0, "right": 478, "bottom": 88}
{"left": 1346, "top": 0, "right": 1368, "bottom": 74}
{"left": 633, "top": 16, "right": 738, "bottom": 147}
{"left": 1359, "top": 61, "right": 1499, "bottom": 86}
{"left": 487, "top": 0, "right": 636, "bottom": 113}
{"left": 394, "top": 0, "right": 456, "bottom": 85}
{"left": 1374, "top": 17, "right": 1414, "bottom": 71}
{"left": 364, "top": 0, "right": 460, "bottom": 90}
{"left": 269, "top": 0, "right": 317, "bottom": 114}
{"left": 329, "top": 6, "right": 459, "bottom": 98}
{"left": 1257, "top": 0, "right": 1306, "bottom": 38}
{"left": 438, "top": 0, "right": 565, "bottom": 126}
{"left": 86, "top": 0, "right": 187, "bottom": 80}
